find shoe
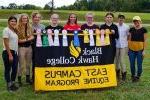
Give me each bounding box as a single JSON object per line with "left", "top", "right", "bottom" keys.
{"left": 26, "top": 75, "right": 32, "bottom": 85}
{"left": 18, "top": 76, "right": 22, "bottom": 87}
{"left": 132, "top": 76, "right": 140, "bottom": 83}
{"left": 131, "top": 76, "right": 136, "bottom": 82}
{"left": 122, "top": 72, "right": 127, "bottom": 81}
{"left": 116, "top": 69, "right": 120, "bottom": 80}
{"left": 10, "top": 83, "right": 19, "bottom": 91}
{"left": 135, "top": 76, "right": 140, "bottom": 82}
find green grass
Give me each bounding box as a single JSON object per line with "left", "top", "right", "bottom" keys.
{"left": 0, "top": 10, "right": 150, "bottom": 23}
{"left": 0, "top": 10, "right": 150, "bottom": 100}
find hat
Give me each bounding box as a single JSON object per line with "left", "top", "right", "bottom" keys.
{"left": 133, "top": 16, "right": 141, "bottom": 21}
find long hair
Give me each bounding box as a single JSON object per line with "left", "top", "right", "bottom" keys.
{"left": 67, "top": 13, "right": 78, "bottom": 25}
{"left": 17, "top": 14, "right": 32, "bottom": 36}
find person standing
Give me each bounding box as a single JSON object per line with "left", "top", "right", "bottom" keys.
{"left": 31, "top": 12, "right": 45, "bottom": 83}
{"left": 32, "top": 11, "right": 45, "bottom": 33}
{"left": 115, "top": 14, "right": 129, "bottom": 81}
{"left": 64, "top": 13, "right": 81, "bottom": 33}
{"left": 128, "top": 16, "right": 147, "bottom": 82}
{"left": 17, "top": 14, "right": 34, "bottom": 86}
{"left": 81, "top": 12, "right": 99, "bottom": 31}
{"left": 45, "top": 13, "right": 63, "bottom": 32}
{"left": 2, "top": 16, "right": 19, "bottom": 91}
{"left": 100, "top": 12, "right": 119, "bottom": 62}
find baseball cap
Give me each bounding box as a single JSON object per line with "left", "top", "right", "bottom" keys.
{"left": 133, "top": 16, "right": 141, "bottom": 21}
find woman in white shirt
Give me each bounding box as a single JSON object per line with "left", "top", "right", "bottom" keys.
{"left": 2, "top": 16, "right": 19, "bottom": 92}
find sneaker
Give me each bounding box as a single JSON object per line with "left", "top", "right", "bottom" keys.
{"left": 135, "top": 76, "right": 140, "bottom": 82}
{"left": 132, "top": 76, "right": 140, "bottom": 83}
{"left": 122, "top": 72, "right": 127, "bottom": 81}
{"left": 18, "top": 81, "right": 23, "bottom": 87}
{"left": 131, "top": 76, "right": 136, "bottom": 82}
{"left": 10, "top": 83, "right": 19, "bottom": 91}
{"left": 26, "top": 79, "right": 32, "bottom": 85}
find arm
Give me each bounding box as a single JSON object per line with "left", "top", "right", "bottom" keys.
{"left": 3, "top": 38, "right": 13, "bottom": 62}
{"left": 114, "top": 26, "right": 119, "bottom": 39}
{"left": 143, "top": 33, "right": 147, "bottom": 50}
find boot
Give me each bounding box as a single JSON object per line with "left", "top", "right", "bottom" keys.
{"left": 26, "top": 75, "right": 32, "bottom": 85}
{"left": 116, "top": 69, "right": 120, "bottom": 80}
{"left": 18, "top": 76, "right": 22, "bottom": 87}
{"left": 122, "top": 72, "right": 127, "bottom": 81}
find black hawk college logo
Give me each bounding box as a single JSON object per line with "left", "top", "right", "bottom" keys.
{"left": 69, "top": 40, "right": 81, "bottom": 58}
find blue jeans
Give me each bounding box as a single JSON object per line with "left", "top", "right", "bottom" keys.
{"left": 128, "top": 49, "right": 143, "bottom": 77}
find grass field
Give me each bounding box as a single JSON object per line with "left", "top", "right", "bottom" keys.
{"left": 0, "top": 10, "right": 150, "bottom": 23}
{"left": 0, "top": 10, "right": 150, "bottom": 100}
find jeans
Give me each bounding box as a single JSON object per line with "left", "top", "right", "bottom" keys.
{"left": 2, "top": 50, "right": 18, "bottom": 83}
{"left": 128, "top": 49, "right": 143, "bottom": 77}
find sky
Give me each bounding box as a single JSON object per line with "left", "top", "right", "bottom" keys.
{"left": 0, "top": 0, "right": 76, "bottom": 7}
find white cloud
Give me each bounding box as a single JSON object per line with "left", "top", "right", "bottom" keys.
{"left": 0, "top": 0, "right": 76, "bottom": 7}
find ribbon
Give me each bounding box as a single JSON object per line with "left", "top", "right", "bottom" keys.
{"left": 47, "top": 29, "right": 54, "bottom": 46}
{"left": 83, "top": 30, "right": 89, "bottom": 43}
{"left": 42, "top": 30, "right": 49, "bottom": 47}
{"left": 36, "top": 29, "right": 42, "bottom": 47}
{"left": 100, "top": 29, "right": 105, "bottom": 46}
{"left": 105, "top": 29, "right": 111, "bottom": 45}
{"left": 73, "top": 31, "right": 80, "bottom": 47}
{"left": 95, "top": 29, "right": 101, "bottom": 46}
{"left": 62, "top": 30, "right": 68, "bottom": 46}
{"left": 54, "top": 29, "right": 60, "bottom": 46}
{"left": 89, "top": 29, "right": 95, "bottom": 46}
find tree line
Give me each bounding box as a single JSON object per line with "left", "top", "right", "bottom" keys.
{"left": 1, "top": 0, "right": 150, "bottom": 12}
{"left": 57, "top": 0, "right": 150, "bottom": 12}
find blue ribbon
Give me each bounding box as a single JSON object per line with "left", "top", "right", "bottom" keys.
{"left": 73, "top": 31, "right": 80, "bottom": 47}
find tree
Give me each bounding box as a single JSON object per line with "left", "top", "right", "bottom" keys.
{"left": 47, "top": 0, "right": 54, "bottom": 13}
{"left": 44, "top": 4, "right": 51, "bottom": 10}
{"left": 8, "top": 3, "right": 17, "bottom": 9}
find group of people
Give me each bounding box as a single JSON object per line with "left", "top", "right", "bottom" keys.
{"left": 2, "top": 11, "right": 147, "bottom": 92}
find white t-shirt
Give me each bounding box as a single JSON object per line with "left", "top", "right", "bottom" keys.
{"left": 3, "top": 27, "right": 18, "bottom": 52}
{"left": 116, "top": 23, "right": 129, "bottom": 48}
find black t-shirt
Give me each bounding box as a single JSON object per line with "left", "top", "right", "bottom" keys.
{"left": 45, "top": 25, "right": 63, "bottom": 33}
{"left": 100, "top": 23, "right": 119, "bottom": 45}
{"left": 81, "top": 24, "right": 99, "bottom": 31}
{"left": 129, "top": 27, "right": 147, "bottom": 42}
